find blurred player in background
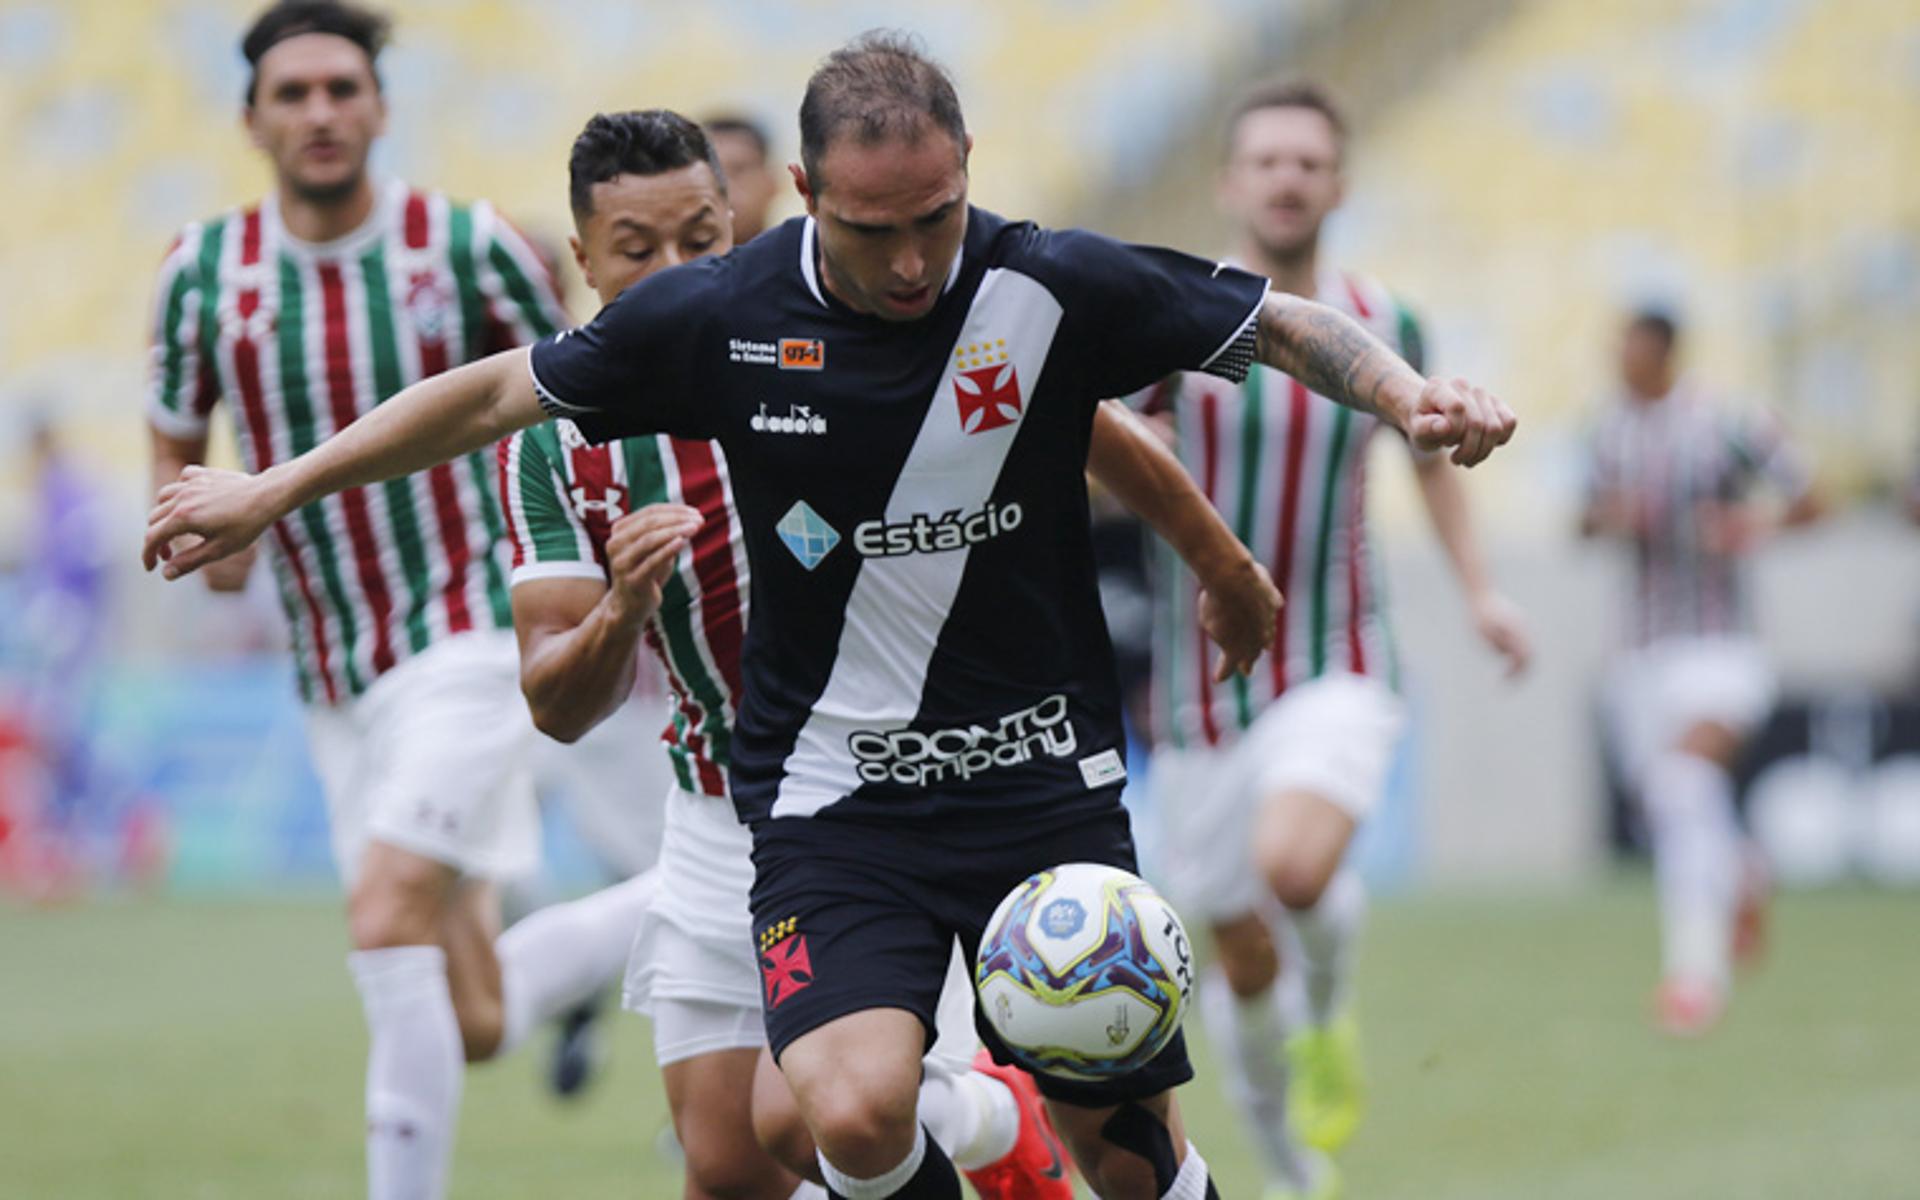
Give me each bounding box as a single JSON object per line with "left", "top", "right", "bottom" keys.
{"left": 703, "top": 113, "right": 780, "bottom": 243}
{"left": 500, "top": 107, "right": 1072, "bottom": 1200}
{"left": 144, "top": 5, "right": 656, "bottom": 1196}
{"left": 1144, "top": 81, "right": 1532, "bottom": 1199}
{"left": 1581, "top": 309, "right": 1821, "bottom": 1036}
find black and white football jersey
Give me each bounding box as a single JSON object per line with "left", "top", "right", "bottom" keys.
{"left": 530, "top": 207, "right": 1266, "bottom": 825}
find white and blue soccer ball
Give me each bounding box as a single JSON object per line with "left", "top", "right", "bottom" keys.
{"left": 974, "top": 862, "right": 1194, "bottom": 1082}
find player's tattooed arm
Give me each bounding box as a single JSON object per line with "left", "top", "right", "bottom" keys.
{"left": 144, "top": 348, "right": 546, "bottom": 579}
{"left": 1253, "top": 293, "right": 1517, "bottom": 467}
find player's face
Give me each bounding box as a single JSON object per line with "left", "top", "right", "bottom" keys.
{"left": 1220, "top": 106, "right": 1343, "bottom": 260}
{"left": 794, "top": 126, "right": 970, "bottom": 322}
{"left": 570, "top": 163, "right": 733, "bottom": 307}
{"left": 711, "top": 130, "right": 776, "bottom": 243}
{"left": 1619, "top": 326, "right": 1673, "bottom": 397}
{"left": 245, "top": 33, "right": 385, "bottom": 204}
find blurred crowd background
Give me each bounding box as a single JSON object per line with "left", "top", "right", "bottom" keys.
{"left": 2, "top": 0, "right": 1918, "bottom": 898}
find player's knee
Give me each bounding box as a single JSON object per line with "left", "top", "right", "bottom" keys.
{"left": 1263, "top": 851, "right": 1335, "bottom": 912}
{"left": 1675, "top": 720, "right": 1742, "bottom": 769}
{"left": 346, "top": 879, "right": 441, "bottom": 950}
{"left": 1210, "top": 915, "right": 1279, "bottom": 998}
{"left": 803, "top": 1076, "right": 918, "bottom": 1168}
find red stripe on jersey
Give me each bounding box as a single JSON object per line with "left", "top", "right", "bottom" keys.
{"left": 407, "top": 237, "right": 476, "bottom": 636}
{"left": 1271, "top": 380, "right": 1312, "bottom": 696}
{"left": 318, "top": 261, "right": 397, "bottom": 675}
{"left": 494, "top": 440, "right": 527, "bottom": 570}
{"left": 404, "top": 192, "right": 430, "bottom": 250}
{"left": 565, "top": 441, "right": 621, "bottom": 569}
{"left": 640, "top": 621, "right": 723, "bottom": 793}
{"left": 241, "top": 208, "right": 262, "bottom": 266}
{"left": 668, "top": 438, "right": 746, "bottom": 702}
{"left": 271, "top": 522, "right": 341, "bottom": 705}
{"left": 1346, "top": 444, "right": 1368, "bottom": 674}
{"left": 483, "top": 310, "right": 518, "bottom": 356}
{"left": 1194, "top": 390, "right": 1222, "bottom": 746}
{"left": 1342, "top": 273, "right": 1373, "bottom": 319}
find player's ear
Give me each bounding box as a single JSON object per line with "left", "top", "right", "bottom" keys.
{"left": 569, "top": 233, "right": 594, "bottom": 293}
{"left": 789, "top": 162, "right": 816, "bottom": 214}
{"left": 243, "top": 104, "right": 266, "bottom": 151}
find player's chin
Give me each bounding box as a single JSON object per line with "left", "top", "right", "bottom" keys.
{"left": 876, "top": 285, "right": 937, "bottom": 320}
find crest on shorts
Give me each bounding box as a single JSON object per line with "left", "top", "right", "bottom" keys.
{"left": 758, "top": 916, "right": 813, "bottom": 1009}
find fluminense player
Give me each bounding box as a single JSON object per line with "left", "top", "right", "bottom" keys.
{"left": 1141, "top": 81, "right": 1533, "bottom": 1199}
{"left": 1581, "top": 309, "right": 1820, "bottom": 1036}
{"left": 500, "top": 107, "right": 1082, "bottom": 1200}
{"left": 704, "top": 113, "right": 780, "bottom": 243}
{"left": 143, "top": 32, "right": 1515, "bottom": 1200}
{"left": 145, "top": 5, "right": 655, "bottom": 1195}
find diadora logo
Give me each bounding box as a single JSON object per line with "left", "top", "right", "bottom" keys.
{"left": 853, "top": 501, "right": 1023, "bottom": 558}
{"left": 779, "top": 338, "right": 825, "bottom": 370}
{"left": 848, "top": 694, "right": 1077, "bottom": 787}
{"left": 776, "top": 501, "right": 840, "bottom": 570}
{"left": 953, "top": 339, "right": 1022, "bottom": 435}
{"left": 751, "top": 402, "right": 828, "bottom": 435}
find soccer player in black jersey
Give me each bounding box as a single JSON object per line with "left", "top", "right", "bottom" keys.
{"left": 146, "top": 32, "right": 1514, "bottom": 1200}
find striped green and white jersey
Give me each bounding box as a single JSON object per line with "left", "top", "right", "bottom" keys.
{"left": 1584, "top": 380, "right": 1811, "bottom": 649}
{"left": 1148, "top": 267, "right": 1424, "bottom": 749}
{"left": 498, "top": 421, "right": 747, "bottom": 799}
{"left": 148, "top": 180, "right": 568, "bottom": 705}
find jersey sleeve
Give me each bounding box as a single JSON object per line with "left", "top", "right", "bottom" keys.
{"left": 1015, "top": 227, "right": 1269, "bottom": 400}
{"left": 147, "top": 228, "right": 220, "bottom": 439}
{"left": 471, "top": 199, "right": 572, "bottom": 350}
{"left": 1727, "top": 405, "right": 1813, "bottom": 502}
{"left": 527, "top": 258, "right": 724, "bottom": 443}
{"left": 497, "top": 427, "right": 606, "bottom": 586}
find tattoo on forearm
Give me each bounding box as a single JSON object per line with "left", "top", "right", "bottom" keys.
{"left": 1256, "top": 297, "right": 1410, "bottom": 417}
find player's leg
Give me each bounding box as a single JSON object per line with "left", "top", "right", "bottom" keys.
{"left": 1044, "top": 1090, "right": 1216, "bottom": 1200}
{"left": 344, "top": 838, "right": 469, "bottom": 1200}
{"left": 1247, "top": 674, "right": 1403, "bottom": 1155}
{"left": 1637, "top": 640, "right": 1775, "bottom": 1034}
{"left": 777, "top": 1008, "right": 960, "bottom": 1198}
{"left": 1154, "top": 740, "right": 1327, "bottom": 1195}
{"left": 665, "top": 1034, "right": 812, "bottom": 1200}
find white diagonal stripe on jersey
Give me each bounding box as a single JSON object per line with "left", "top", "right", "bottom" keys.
{"left": 771, "top": 268, "right": 1065, "bottom": 818}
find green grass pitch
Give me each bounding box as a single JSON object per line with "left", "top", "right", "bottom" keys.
{"left": 3, "top": 885, "right": 1913, "bottom": 1198}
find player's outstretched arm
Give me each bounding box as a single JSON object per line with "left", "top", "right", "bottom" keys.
{"left": 1087, "top": 400, "right": 1280, "bottom": 681}
{"left": 144, "top": 348, "right": 545, "bottom": 579}
{"left": 1254, "top": 293, "right": 1516, "bottom": 466}
{"left": 513, "top": 503, "right": 702, "bottom": 743}
{"left": 1411, "top": 450, "right": 1532, "bottom": 678}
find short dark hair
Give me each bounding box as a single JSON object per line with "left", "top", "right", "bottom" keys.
{"left": 1627, "top": 309, "right": 1680, "bottom": 354}
{"left": 798, "top": 30, "right": 967, "bottom": 186}
{"left": 242, "top": 1, "right": 390, "bottom": 105}
{"left": 1225, "top": 79, "right": 1348, "bottom": 161}
{"left": 702, "top": 114, "right": 771, "bottom": 162}
{"left": 568, "top": 110, "right": 728, "bottom": 218}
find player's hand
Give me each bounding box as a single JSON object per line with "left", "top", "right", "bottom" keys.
{"left": 1198, "top": 559, "right": 1281, "bottom": 682}
{"left": 202, "top": 541, "right": 259, "bottom": 593}
{"left": 605, "top": 503, "right": 702, "bottom": 624}
{"left": 1470, "top": 589, "right": 1533, "bottom": 679}
{"left": 1695, "top": 500, "right": 1764, "bottom": 556}
{"left": 1404, "top": 376, "right": 1516, "bottom": 468}
{"left": 144, "top": 466, "right": 278, "bottom": 580}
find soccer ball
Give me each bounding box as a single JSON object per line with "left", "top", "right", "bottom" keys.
{"left": 974, "top": 862, "right": 1194, "bottom": 1082}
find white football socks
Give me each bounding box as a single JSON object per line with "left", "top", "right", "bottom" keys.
{"left": 1644, "top": 751, "right": 1741, "bottom": 989}
{"left": 915, "top": 1059, "right": 1019, "bottom": 1170}
{"left": 1162, "top": 1142, "right": 1214, "bottom": 1200}
{"left": 349, "top": 944, "right": 464, "bottom": 1200}
{"left": 1285, "top": 867, "right": 1367, "bottom": 1027}
{"left": 496, "top": 869, "right": 658, "bottom": 1056}
{"left": 1198, "top": 966, "right": 1317, "bottom": 1193}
